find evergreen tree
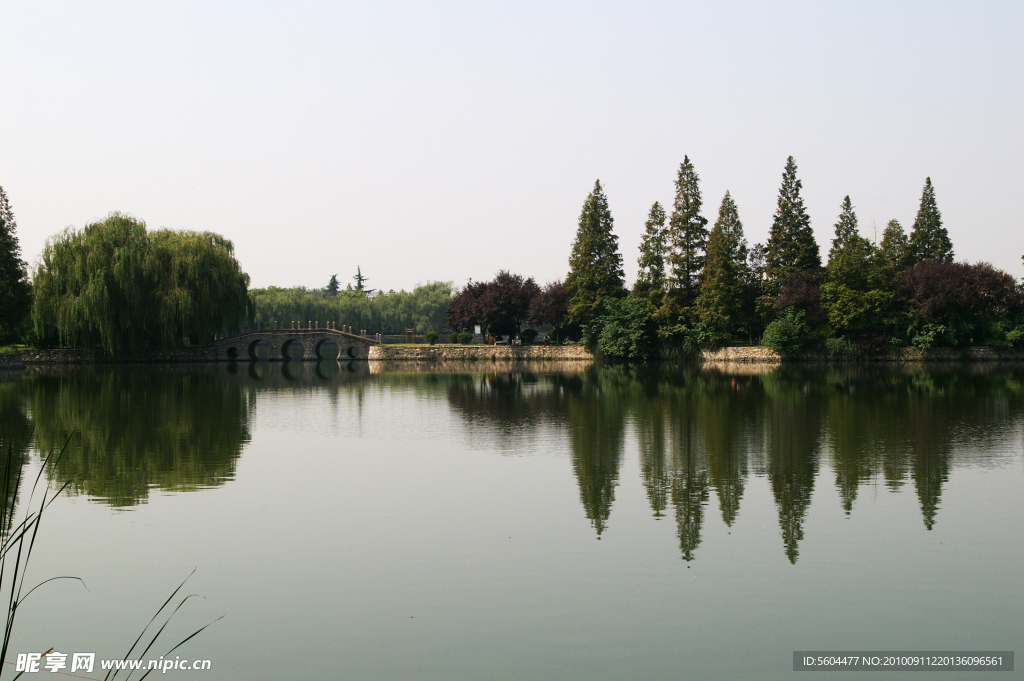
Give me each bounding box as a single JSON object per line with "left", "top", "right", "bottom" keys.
{"left": 695, "top": 192, "right": 748, "bottom": 331}
{"left": 565, "top": 180, "right": 625, "bottom": 327}
{"left": 634, "top": 202, "right": 666, "bottom": 300}
{"left": 875, "top": 219, "right": 909, "bottom": 285}
{"left": 907, "top": 177, "right": 953, "bottom": 264}
{"left": 352, "top": 266, "right": 371, "bottom": 294}
{"left": 0, "top": 186, "right": 32, "bottom": 342}
{"left": 325, "top": 274, "right": 340, "bottom": 296}
{"left": 825, "top": 196, "right": 873, "bottom": 290}
{"left": 765, "top": 156, "right": 820, "bottom": 286}
{"left": 666, "top": 157, "right": 708, "bottom": 303}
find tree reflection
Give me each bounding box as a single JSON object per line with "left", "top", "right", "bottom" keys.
{"left": 0, "top": 379, "right": 31, "bottom": 535}
{"left": 564, "top": 372, "right": 626, "bottom": 537}
{"left": 26, "top": 368, "right": 252, "bottom": 506}
{"left": 762, "top": 371, "right": 822, "bottom": 564}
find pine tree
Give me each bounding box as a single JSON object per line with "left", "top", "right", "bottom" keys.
{"left": 875, "top": 219, "right": 909, "bottom": 285}
{"left": 765, "top": 156, "right": 820, "bottom": 286}
{"left": 695, "top": 192, "right": 748, "bottom": 331}
{"left": 634, "top": 202, "right": 666, "bottom": 300}
{"left": 907, "top": 177, "right": 953, "bottom": 264}
{"left": 825, "top": 196, "right": 873, "bottom": 290}
{"left": 666, "top": 157, "right": 708, "bottom": 303}
{"left": 565, "top": 180, "right": 625, "bottom": 327}
{"left": 352, "top": 266, "right": 367, "bottom": 292}
{"left": 325, "top": 274, "right": 340, "bottom": 296}
{"left": 0, "top": 186, "right": 31, "bottom": 342}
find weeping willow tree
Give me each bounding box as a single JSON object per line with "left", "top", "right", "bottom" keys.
{"left": 32, "top": 213, "right": 250, "bottom": 352}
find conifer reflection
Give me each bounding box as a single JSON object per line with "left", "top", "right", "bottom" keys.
{"left": 0, "top": 380, "right": 31, "bottom": 534}
{"left": 26, "top": 368, "right": 252, "bottom": 506}
{"left": 762, "top": 371, "right": 822, "bottom": 564}
{"left": 564, "top": 372, "right": 627, "bottom": 537}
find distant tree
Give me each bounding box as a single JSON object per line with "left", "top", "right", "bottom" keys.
{"left": 446, "top": 280, "right": 489, "bottom": 334}
{"left": 0, "top": 186, "right": 31, "bottom": 342}
{"left": 666, "top": 157, "right": 708, "bottom": 303}
{"left": 875, "top": 219, "right": 909, "bottom": 285}
{"left": 825, "top": 196, "right": 874, "bottom": 291}
{"left": 634, "top": 202, "right": 667, "bottom": 301}
{"left": 478, "top": 271, "right": 540, "bottom": 336}
{"left": 325, "top": 274, "right": 340, "bottom": 296}
{"left": 565, "top": 180, "right": 625, "bottom": 328}
{"left": 766, "top": 156, "right": 820, "bottom": 287}
{"left": 352, "top": 266, "right": 374, "bottom": 295}
{"left": 695, "top": 192, "right": 748, "bottom": 331}
{"left": 907, "top": 177, "right": 953, "bottom": 264}
{"left": 529, "top": 280, "right": 570, "bottom": 332}
{"left": 446, "top": 273, "right": 539, "bottom": 337}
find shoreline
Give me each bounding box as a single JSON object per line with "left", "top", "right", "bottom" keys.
{"left": 5, "top": 344, "right": 1024, "bottom": 367}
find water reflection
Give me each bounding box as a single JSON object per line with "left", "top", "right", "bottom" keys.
{"left": 0, "top": 378, "right": 31, "bottom": 534}
{"left": 20, "top": 368, "right": 253, "bottom": 506}
{"left": 444, "top": 363, "right": 1024, "bottom": 562}
{"left": 3, "top": 362, "right": 1021, "bottom": 562}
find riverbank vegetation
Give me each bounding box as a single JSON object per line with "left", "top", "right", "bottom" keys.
{"left": 3, "top": 159, "right": 1024, "bottom": 358}
{"left": 563, "top": 158, "right": 1024, "bottom": 360}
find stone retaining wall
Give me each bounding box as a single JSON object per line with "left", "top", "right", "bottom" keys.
{"left": 368, "top": 345, "right": 592, "bottom": 361}
{"left": 9, "top": 344, "right": 1024, "bottom": 366}
{"left": 18, "top": 348, "right": 217, "bottom": 364}
{"left": 0, "top": 353, "right": 25, "bottom": 369}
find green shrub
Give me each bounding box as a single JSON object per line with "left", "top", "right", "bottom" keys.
{"left": 585, "top": 296, "right": 658, "bottom": 361}
{"left": 521, "top": 328, "right": 538, "bottom": 344}
{"left": 761, "top": 307, "right": 812, "bottom": 355}
{"left": 424, "top": 331, "right": 438, "bottom": 345}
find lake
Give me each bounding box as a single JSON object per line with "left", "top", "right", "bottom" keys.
{"left": 1, "top": 361, "right": 1021, "bottom": 680}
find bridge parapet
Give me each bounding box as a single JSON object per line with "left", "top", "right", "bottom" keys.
{"left": 207, "top": 328, "right": 379, "bottom": 361}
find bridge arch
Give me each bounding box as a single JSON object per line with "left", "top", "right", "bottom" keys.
{"left": 248, "top": 339, "right": 270, "bottom": 361}
{"left": 281, "top": 339, "right": 304, "bottom": 361}
{"left": 315, "top": 339, "right": 339, "bottom": 360}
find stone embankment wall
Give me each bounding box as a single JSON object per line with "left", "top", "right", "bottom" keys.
{"left": 18, "top": 348, "right": 217, "bottom": 364}
{"left": 368, "top": 345, "right": 592, "bottom": 361}
{"left": 8, "top": 344, "right": 1024, "bottom": 366}
{"left": 0, "top": 353, "right": 25, "bottom": 369}
{"left": 701, "top": 346, "right": 1024, "bottom": 363}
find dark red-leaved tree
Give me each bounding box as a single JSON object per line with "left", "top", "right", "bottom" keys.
{"left": 529, "top": 280, "right": 569, "bottom": 328}
{"left": 773, "top": 270, "right": 826, "bottom": 325}
{"left": 479, "top": 271, "right": 540, "bottom": 336}
{"left": 446, "top": 280, "right": 489, "bottom": 334}
{"left": 446, "top": 272, "right": 540, "bottom": 337}
{"left": 899, "top": 261, "right": 1020, "bottom": 320}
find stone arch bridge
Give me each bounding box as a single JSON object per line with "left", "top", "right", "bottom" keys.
{"left": 208, "top": 328, "right": 379, "bottom": 361}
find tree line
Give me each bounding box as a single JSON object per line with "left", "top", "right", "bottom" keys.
{"left": 558, "top": 156, "right": 1024, "bottom": 359}
{"left": 250, "top": 279, "right": 454, "bottom": 336}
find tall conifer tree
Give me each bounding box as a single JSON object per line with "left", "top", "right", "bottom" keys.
{"left": 907, "top": 177, "right": 953, "bottom": 264}
{"left": 0, "top": 185, "right": 31, "bottom": 342}
{"left": 696, "top": 192, "right": 748, "bottom": 330}
{"left": 634, "top": 202, "right": 667, "bottom": 300}
{"left": 667, "top": 157, "right": 708, "bottom": 302}
{"left": 875, "top": 219, "right": 909, "bottom": 286}
{"left": 825, "top": 196, "right": 873, "bottom": 290}
{"left": 565, "top": 180, "right": 625, "bottom": 326}
{"left": 765, "top": 156, "right": 820, "bottom": 286}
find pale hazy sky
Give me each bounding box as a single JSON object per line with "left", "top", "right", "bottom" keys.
{"left": 2, "top": 1, "right": 1021, "bottom": 292}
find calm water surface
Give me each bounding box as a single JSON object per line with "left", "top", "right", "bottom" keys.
{"left": 0, "top": 361, "right": 1021, "bottom": 680}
